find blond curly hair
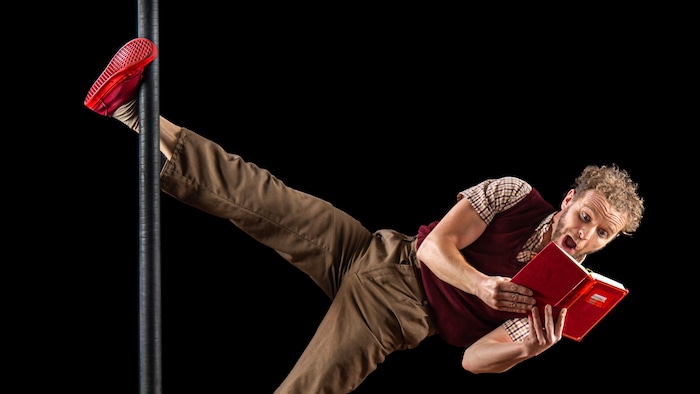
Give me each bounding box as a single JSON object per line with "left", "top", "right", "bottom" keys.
{"left": 572, "top": 164, "right": 644, "bottom": 236}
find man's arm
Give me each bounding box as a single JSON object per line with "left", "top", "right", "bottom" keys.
{"left": 462, "top": 305, "right": 567, "bottom": 373}
{"left": 416, "top": 197, "right": 535, "bottom": 313}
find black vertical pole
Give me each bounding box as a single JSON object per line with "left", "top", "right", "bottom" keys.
{"left": 137, "top": 1, "right": 161, "bottom": 394}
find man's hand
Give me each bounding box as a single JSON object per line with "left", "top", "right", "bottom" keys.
{"left": 524, "top": 305, "right": 566, "bottom": 352}
{"left": 461, "top": 304, "right": 567, "bottom": 374}
{"left": 477, "top": 277, "right": 536, "bottom": 313}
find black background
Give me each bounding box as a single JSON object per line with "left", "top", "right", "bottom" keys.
{"left": 17, "top": 3, "right": 690, "bottom": 393}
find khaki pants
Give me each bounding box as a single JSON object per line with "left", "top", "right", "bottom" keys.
{"left": 160, "top": 128, "right": 437, "bottom": 393}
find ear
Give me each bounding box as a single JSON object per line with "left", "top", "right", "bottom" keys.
{"left": 561, "top": 189, "right": 576, "bottom": 209}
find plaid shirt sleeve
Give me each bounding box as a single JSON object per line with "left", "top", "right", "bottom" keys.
{"left": 504, "top": 318, "right": 530, "bottom": 342}
{"left": 458, "top": 177, "right": 532, "bottom": 224}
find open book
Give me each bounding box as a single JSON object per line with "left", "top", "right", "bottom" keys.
{"left": 510, "top": 241, "right": 629, "bottom": 341}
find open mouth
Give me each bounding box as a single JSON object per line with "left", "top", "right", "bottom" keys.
{"left": 564, "top": 235, "right": 577, "bottom": 250}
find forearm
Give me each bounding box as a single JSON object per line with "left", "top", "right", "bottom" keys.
{"left": 462, "top": 339, "right": 532, "bottom": 374}
{"left": 416, "top": 236, "right": 485, "bottom": 295}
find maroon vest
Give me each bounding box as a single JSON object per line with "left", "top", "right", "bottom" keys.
{"left": 417, "top": 188, "right": 554, "bottom": 347}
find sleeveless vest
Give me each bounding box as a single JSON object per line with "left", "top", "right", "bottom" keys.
{"left": 417, "top": 188, "right": 554, "bottom": 346}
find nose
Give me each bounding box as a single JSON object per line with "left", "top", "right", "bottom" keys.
{"left": 578, "top": 227, "right": 593, "bottom": 240}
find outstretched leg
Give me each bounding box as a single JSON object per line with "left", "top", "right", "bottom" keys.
{"left": 84, "top": 38, "right": 376, "bottom": 298}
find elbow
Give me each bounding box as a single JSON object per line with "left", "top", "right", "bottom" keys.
{"left": 462, "top": 360, "right": 481, "bottom": 374}
{"left": 462, "top": 360, "right": 509, "bottom": 375}
{"left": 415, "top": 238, "right": 433, "bottom": 266}
{"left": 462, "top": 358, "right": 491, "bottom": 375}
{"left": 415, "top": 245, "right": 426, "bottom": 264}
{"left": 461, "top": 352, "right": 485, "bottom": 374}
{"left": 462, "top": 348, "right": 515, "bottom": 375}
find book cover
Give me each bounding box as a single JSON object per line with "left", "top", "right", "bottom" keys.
{"left": 510, "top": 241, "right": 629, "bottom": 341}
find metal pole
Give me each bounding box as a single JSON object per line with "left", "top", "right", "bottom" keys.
{"left": 137, "top": 1, "right": 161, "bottom": 393}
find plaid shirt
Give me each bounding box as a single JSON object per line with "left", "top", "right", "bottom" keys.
{"left": 459, "top": 177, "right": 555, "bottom": 342}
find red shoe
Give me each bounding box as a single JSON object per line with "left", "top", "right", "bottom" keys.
{"left": 84, "top": 38, "right": 158, "bottom": 116}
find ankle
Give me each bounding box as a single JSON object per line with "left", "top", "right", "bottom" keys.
{"left": 112, "top": 100, "right": 140, "bottom": 132}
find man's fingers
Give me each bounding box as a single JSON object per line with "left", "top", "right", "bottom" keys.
{"left": 503, "top": 281, "right": 534, "bottom": 296}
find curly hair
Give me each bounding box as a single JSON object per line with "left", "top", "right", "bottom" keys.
{"left": 572, "top": 164, "right": 645, "bottom": 236}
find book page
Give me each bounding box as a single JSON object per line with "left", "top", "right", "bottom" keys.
{"left": 589, "top": 271, "right": 625, "bottom": 290}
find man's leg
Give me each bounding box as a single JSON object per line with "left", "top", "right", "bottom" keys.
{"left": 276, "top": 231, "right": 434, "bottom": 393}
{"left": 160, "top": 128, "right": 374, "bottom": 298}
{"left": 84, "top": 38, "right": 376, "bottom": 298}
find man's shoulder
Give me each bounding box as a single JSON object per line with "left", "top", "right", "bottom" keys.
{"left": 487, "top": 176, "right": 533, "bottom": 196}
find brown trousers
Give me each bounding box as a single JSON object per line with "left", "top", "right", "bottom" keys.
{"left": 160, "top": 128, "right": 437, "bottom": 393}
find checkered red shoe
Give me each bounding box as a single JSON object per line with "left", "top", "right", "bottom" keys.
{"left": 84, "top": 38, "right": 158, "bottom": 116}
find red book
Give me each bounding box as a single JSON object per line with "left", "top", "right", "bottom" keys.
{"left": 510, "top": 241, "right": 629, "bottom": 341}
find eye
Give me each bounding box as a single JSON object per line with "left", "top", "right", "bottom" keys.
{"left": 597, "top": 228, "right": 609, "bottom": 239}
{"left": 581, "top": 212, "right": 591, "bottom": 223}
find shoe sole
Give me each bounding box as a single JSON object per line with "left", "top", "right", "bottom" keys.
{"left": 84, "top": 38, "right": 158, "bottom": 115}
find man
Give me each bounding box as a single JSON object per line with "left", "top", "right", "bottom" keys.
{"left": 85, "top": 38, "right": 644, "bottom": 393}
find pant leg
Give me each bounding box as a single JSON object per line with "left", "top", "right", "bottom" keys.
{"left": 159, "top": 127, "right": 374, "bottom": 298}
{"left": 276, "top": 230, "right": 436, "bottom": 394}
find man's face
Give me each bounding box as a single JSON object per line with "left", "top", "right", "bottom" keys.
{"left": 551, "top": 189, "right": 626, "bottom": 261}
